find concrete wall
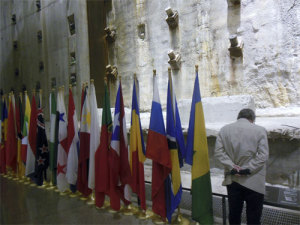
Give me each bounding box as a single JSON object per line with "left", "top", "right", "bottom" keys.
{"left": 0, "top": 0, "right": 90, "bottom": 116}
{"left": 106, "top": 0, "right": 300, "bottom": 111}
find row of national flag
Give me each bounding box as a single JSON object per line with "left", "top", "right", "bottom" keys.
{"left": 0, "top": 67, "right": 213, "bottom": 224}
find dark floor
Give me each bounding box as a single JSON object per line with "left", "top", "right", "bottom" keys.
{"left": 0, "top": 175, "right": 154, "bottom": 224}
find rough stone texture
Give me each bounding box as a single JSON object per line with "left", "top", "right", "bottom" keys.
{"left": 106, "top": 0, "right": 300, "bottom": 111}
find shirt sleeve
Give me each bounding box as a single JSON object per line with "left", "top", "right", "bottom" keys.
{"left": 244, "top": 129, "right": 269, "bottom": 173}
{"left": 214, "top": 131, "right": 235, "bottom": 170}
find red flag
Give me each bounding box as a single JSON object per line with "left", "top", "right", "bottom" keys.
{"left": 146, "top": 75, "right": 171, "bottom": 219}
{"left": 109, "top": 81, "right": 132, "bottom": 210}
{"left": 77, "top": 86, "right": 92, "bottom": 197}
{"left": 95, "top": 82, "right": 112, "bottom": 208}
{"left": 6, "top": 96, "right": 17, "bottom": 172}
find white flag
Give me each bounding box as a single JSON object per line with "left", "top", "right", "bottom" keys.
{"left": 88, "top": 82, "right": 101, "bottom": 189}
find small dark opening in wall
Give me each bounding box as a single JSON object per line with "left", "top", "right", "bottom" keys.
{"left": 68, "top": 14, "right": 76, "bottom": 35}
{"left": 138, "top": 24, "right": 145, "bottom": 39}
{"left": 51, "top": 77, "right": 56, "bottom": 88}
{"left": 15, "top": 68, "right": 19, "bottom": 77}
{"left": 36, "top": 81, "right": 41, "bottom": 91}
{"left": 70, "top": 52, "right": 76, "bottom": 65}
{"left": 39, "top": 61, "right": 44, "bottom": 72}
{"left": 13, "top": 41, "right": 18, "bottom": 50}
{"left": 70, "top": 73, "right": 76, "bottom": 86}
{"left": 11, "top": 14, "right": 16, "bottom": 25}
{"left": 37, "top": 30, "right": 42, "bottom": 43}
{"left": 36, "top": 0, "right": 41, "bottom": 11}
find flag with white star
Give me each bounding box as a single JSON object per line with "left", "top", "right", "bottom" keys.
{"left": 34, "top": 107, "right": 49, "bottom": 186}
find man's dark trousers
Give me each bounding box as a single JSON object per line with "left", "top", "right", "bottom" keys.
{"left": 227, "top": 182, "right": 264, "bottom": 225}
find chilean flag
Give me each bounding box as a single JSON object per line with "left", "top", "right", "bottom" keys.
{"left": 109, "top": 81, "right": 132, "bottom": 210}
{"left": 146, "top": 74, "right": 171, "bottom": 220}
{"left": 6, "top": 94, "right": 17, "bottom": 172}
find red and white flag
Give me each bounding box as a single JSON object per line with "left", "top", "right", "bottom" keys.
{"left": 109, "top": 81, "right": 132, "bottom": 210}
{"left": 66, "top": 87, "right": 79, "bottom": 185}
{"left": 56, "top": 88, "right": 68, "bottom": 192}
{"left": 88, "top": 82, "right": 101, "bottom": 190}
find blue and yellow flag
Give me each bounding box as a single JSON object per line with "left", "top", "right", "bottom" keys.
{"left": 165, "top": 73, "right": 185, "bottom": 222}
{"left": 129, "top": 78, "right": 146, "bottom": 210}
{"left": 186, "top": 68, "right": 213, "bottom": 224}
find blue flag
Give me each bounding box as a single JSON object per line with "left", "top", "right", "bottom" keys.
{"left": 165, "top": 77, "right": 186, "bottom": 222}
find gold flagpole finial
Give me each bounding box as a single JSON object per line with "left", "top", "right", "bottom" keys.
{"left": 90, "top": 79, "right": 94, "bottom": 84}
{"left": 134, "top": 73, "right": 137, "bottom": 80}
{"left": 153, "top": 69, "right": 156, "bottom": 76}
{"left": 168, "top": 67, "right": 172, "bottom": 79}
{"left": 24, "top": 90, "right": 27, "bottom": 94}
{"left": 69, "top": 84, "right": 72, "bottom": 89}
{"left": 32, "top": 89, "right": 36, "bottom": 95}
{"left": 51, "top": 88, "right": 55, "bottom": 92}
{"left": 195, "top": 65, "right": 199, "bottom": 72}
{"left": 104, "top": 77, "right": 108, "bottom": 85}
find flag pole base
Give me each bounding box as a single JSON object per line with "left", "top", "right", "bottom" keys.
{"left": 86, "top": 199, "right": 95, "bottom": 205}
{"left": 96, "top": 200, "right": 110, "bottom": 210}
{"left": 120, "top": 204, "right": 134, "bottom": 216}
{"left": 136, "top": 209, "right": 152, "bottom": 220}
{"left": 18, "top": 177, "right": 26, "bottom": 183}
{"left": 59, "top": 190, "right": 71, "bottom": 196}
{"left": 39, "top": 181, "right": 50, "bottom": 189}
{"left": 29, "top": 182, "right": 37, "bottom": 187}
{"left": 151, "top": 214, "right": 167, "bottom": 224}
{"left": 80, "top": 196, "right": 88, "bottom": 201}
{"left": 23, "top": 178, "right": 31, "bottom": 185}
{"left": 107, "top": 207, "right": 118, "bottom": 214}
{"left": 171, "top": 214, "right": 190, "bottom": 225}
{"left": 12, "top": 176, "right": 19, "bottom": 181}
{"left": 86, "top": 192, "right": 95, "bottom": 205}
{"left": 69, "top": 191, "right": 81, "bottom": 198}
{"left": 46, "top": 185, "right": 56, "bottom": 190}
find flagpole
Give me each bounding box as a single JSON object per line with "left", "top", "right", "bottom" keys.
{"left": 17, "top": 92, "right": 24, "bottom": 182}
{"left": 86, "top": 79, "right": 96, "bottom": 205}
{"left": 22, "top": 90, "right": 31, "bottom": 185}
{"left": 53, "top": 87, "right": 61, "bottom": 193}
{"left": 6, "top": 92, "right": 14, "bottom": 180}
{"left": 29, "top": 89, "right": 38, "bottom": 187}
